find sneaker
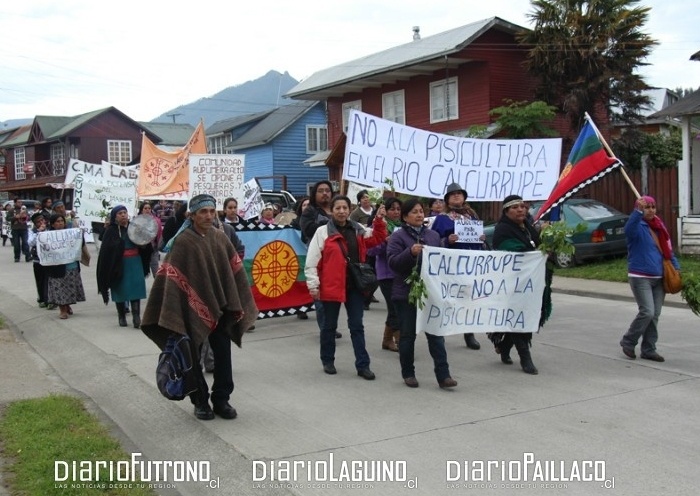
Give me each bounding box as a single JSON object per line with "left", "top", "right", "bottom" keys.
{"left": 640, "top": 352, "right": 665, "bottom": 362}
{"left": 47, "top": 304, "right": 57, "bottom": 310}
{"left": 38, "top": 302, "right": 47, "bottom": 308}
{"left": 621, "top": 346, "right": 636, "bottom": 359}
{"left": 323, "top": 363, "right": 337, "bottom": 375}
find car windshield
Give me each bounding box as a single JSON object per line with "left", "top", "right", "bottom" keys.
{"left": 568, "top": 202, "right": 623, "bottom": 220}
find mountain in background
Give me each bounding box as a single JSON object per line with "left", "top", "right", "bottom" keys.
{"left": 150, "top": 70, "right": 300, "bottom": 127}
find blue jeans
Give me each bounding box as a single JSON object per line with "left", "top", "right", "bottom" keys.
{"left": 621, "top": 277, "right": 665, "bottom": 355}
{"left": 314, "top": 299, "right": 326, "bottom": 333}
{"left": 11, "top": 229, "right": 29, "bottom": 260}
{"left": 320, "top": 289, "right": 370, "bottom": 370}
{"left": 394, "top": 300, "right": 450, "bottom": 382}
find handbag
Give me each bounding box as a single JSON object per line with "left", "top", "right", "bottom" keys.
{"left": 335, "top": 239, "right": 377, "bottom": 294}
{"left": 662, "top": 259, "right": 682, "bottom": 294}
{"left": 650, "top": 229, "right": 682, "bottom": 294}
{"left": 155, "top": 334, "right": 198, "bottom": 401}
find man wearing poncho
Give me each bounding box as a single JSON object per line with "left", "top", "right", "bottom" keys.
{"left": 141, "top": 194, "right": 258, "bottom": 421}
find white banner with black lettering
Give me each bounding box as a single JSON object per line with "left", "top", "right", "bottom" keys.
{"left": 36, "top": 228, "right": 83, "bottom": 266}
{"left": 417, "top": 247, "right": 546, "bottom": 335}
{"left": 343, "top": 110, "right": 562, "bottom": 201}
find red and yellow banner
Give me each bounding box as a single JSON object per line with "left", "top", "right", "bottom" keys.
{"left": 137, "top": 122, "right": 206, "bottom": 197}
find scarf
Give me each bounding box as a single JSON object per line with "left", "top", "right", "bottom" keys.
{"left": 647, "top": 216, "right": 673, "bottom": 260}
{"left": 386, "top": 217, "right": 401, "bottom": 234}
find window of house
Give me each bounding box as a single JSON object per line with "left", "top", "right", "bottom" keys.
{"left": 107, "top": 140, "right": 132, "bottom": 166}
{"left": 14, "top": 148, "right": 26, "bottom": 180}
{"left": 69, "top": 143, "right": 79, "bottom": 160}
{"left": 382, "top": 90, "right": 406, "bottom": 125}
{"left": 51, "top": 143, "right": 65, "bottom": 174}
{"left": 306, "top": 125, "right": 328, "bottom": 154}
{"left": 430, "top": 77, "right": 458, "bottom": 123}
{"left": 342, "top": 100, "right": 362, "bottom": 133}
{"left": 209, "top": 134, "right": 232, "bottom": 154}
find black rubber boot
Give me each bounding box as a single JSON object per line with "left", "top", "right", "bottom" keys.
{"left": 464, "top": 333, "right": 481, "bottom": 350}
{"left": 130, "top": 300, "right": 141, "bottom": 329}
{"left": 116, "top": 302, "right": 128, "bottom": 327}
{"left": 499, "top": 343, "right": 513, "bottom": 364}
{"left": 516, "top": 343, "right": 538, "bottom": 375}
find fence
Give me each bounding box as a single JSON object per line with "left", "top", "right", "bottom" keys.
{"left": 473, "top": 167, "right": 679, "bottom": 248}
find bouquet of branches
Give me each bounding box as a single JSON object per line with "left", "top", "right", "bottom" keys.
{"left": 681, "top": 273, "right": 700, "bottom": 317}
{"left": 537, "top": 220, "right": 586, "bottom": 257}
{"left": 406, "top": 263, "right": 428, "bottom": 310}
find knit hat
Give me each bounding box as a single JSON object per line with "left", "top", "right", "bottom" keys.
{"left": 189, "top": 194, "right": 216, "bottom": 213}
{"left": 637, "top": 195, "right": 656, "bottom": 208}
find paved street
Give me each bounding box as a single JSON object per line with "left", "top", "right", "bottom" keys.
{"left": 0, "top": 243, "right": 699, "bottom": 496}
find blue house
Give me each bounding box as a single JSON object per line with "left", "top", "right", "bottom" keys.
{"left": 205, "top": 101, "right": 329, "bottom": 198}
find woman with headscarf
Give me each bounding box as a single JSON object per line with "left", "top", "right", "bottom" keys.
{"left": 96, "top": 205, "right": 152, "bottom": 328}
{"left": 488, "top": 195, "right": 550, "bottom": 375}
{"left": 619, "top": 195, "right": 680, "bottom": 363}
{"left": 45, "top": 213, "right": 86, "bottom": 319}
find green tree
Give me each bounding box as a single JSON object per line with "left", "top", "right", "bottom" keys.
{"left": 519, "top": 0, "right": 657, "bottom": 131}
{"left": 489, "top": 100, "right": 558, "bottom": 138}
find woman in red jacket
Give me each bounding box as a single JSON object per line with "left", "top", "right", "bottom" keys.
{"left": 305, "top": 195, "right": 387, "bottom": 380}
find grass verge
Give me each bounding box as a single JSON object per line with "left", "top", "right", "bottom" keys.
{"left": 0, "top": 394, "right": 156, "bottom": 496}
{"left": 555, "top": 254, "right": 700, "bottom": 283}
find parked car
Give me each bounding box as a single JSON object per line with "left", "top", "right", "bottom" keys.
{"left": 260, "top": 190, "right": 296, "bottom": 212}
{"left": 484, "top": 198, "right": 629, "bottom": 268}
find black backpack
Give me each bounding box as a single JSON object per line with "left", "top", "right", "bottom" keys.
{"left": 156, "top": 334, "right": 198, "bottom": 401}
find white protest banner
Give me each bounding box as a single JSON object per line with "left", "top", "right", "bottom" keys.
{"left": 239, "top": 179, "right": 265, "bottom": 220}
{"left": 417, "top": 247, "right": 546, "bottom": 335}
{"left": 66, "top": 159, "right": 137, "bottom": 223}
{"left": 189, "top": 154, "right": 246, "bottom": 210}
{"left": 343, "top": 110, "right": 562, "bottom": 201}
{"left": 36, "top": 228, "right": 83, "bottom": 266}
{"left": 454, "top": 219, "right": 483, "bottom": 243}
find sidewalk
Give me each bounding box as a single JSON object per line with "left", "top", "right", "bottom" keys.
{"left": 0, "top": 245, "right": 698, "bottom": 496}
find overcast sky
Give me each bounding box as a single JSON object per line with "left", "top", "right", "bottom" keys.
{"left": 1, "top": 0, "right": 698, "bottom": 123}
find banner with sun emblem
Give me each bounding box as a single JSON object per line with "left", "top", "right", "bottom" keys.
{"left": 236, "top": 223, "right": 314, "bottom": 319}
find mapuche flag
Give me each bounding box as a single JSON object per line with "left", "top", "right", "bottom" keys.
{"left": 236, "top": 223, "right": 314, "bottom": 319}
{"left": 535, "top": 121, "right": 621, "bottom": 220}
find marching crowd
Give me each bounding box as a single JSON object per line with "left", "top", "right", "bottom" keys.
{"left": 2, "top": 183, "right": 678, "bottom": 420}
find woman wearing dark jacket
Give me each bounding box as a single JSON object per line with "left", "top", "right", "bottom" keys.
{"left": 304, "top": 195, "right": 387, "bottom": 380}
{"left": 96, "top": 205, "right": 152, "bottom": 328}
{"left": 489, "top": 195, "right": 547, "bottom": 375}
{"left": 387, "top": 198, "right": 457, "bottom": 389}
{"left": 160, "top": 201, "right": 188, "bottom": 249}
{"left": 619, "top": 195, "right": 680, "bottom": 362}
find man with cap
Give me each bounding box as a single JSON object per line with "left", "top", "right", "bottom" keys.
{"left": 431, "top": 182, "right": 485, "bottom": 351}
{"left": 141, "top": 194, "right": 258, "bottom": 420}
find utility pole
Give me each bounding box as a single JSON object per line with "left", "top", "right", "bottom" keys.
{"left": 166, "top": 113, "right": 183, "bottom": 123}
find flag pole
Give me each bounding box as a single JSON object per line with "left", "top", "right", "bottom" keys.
{"left": 584, "top": 112, "right": 640, "bottom": 198}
